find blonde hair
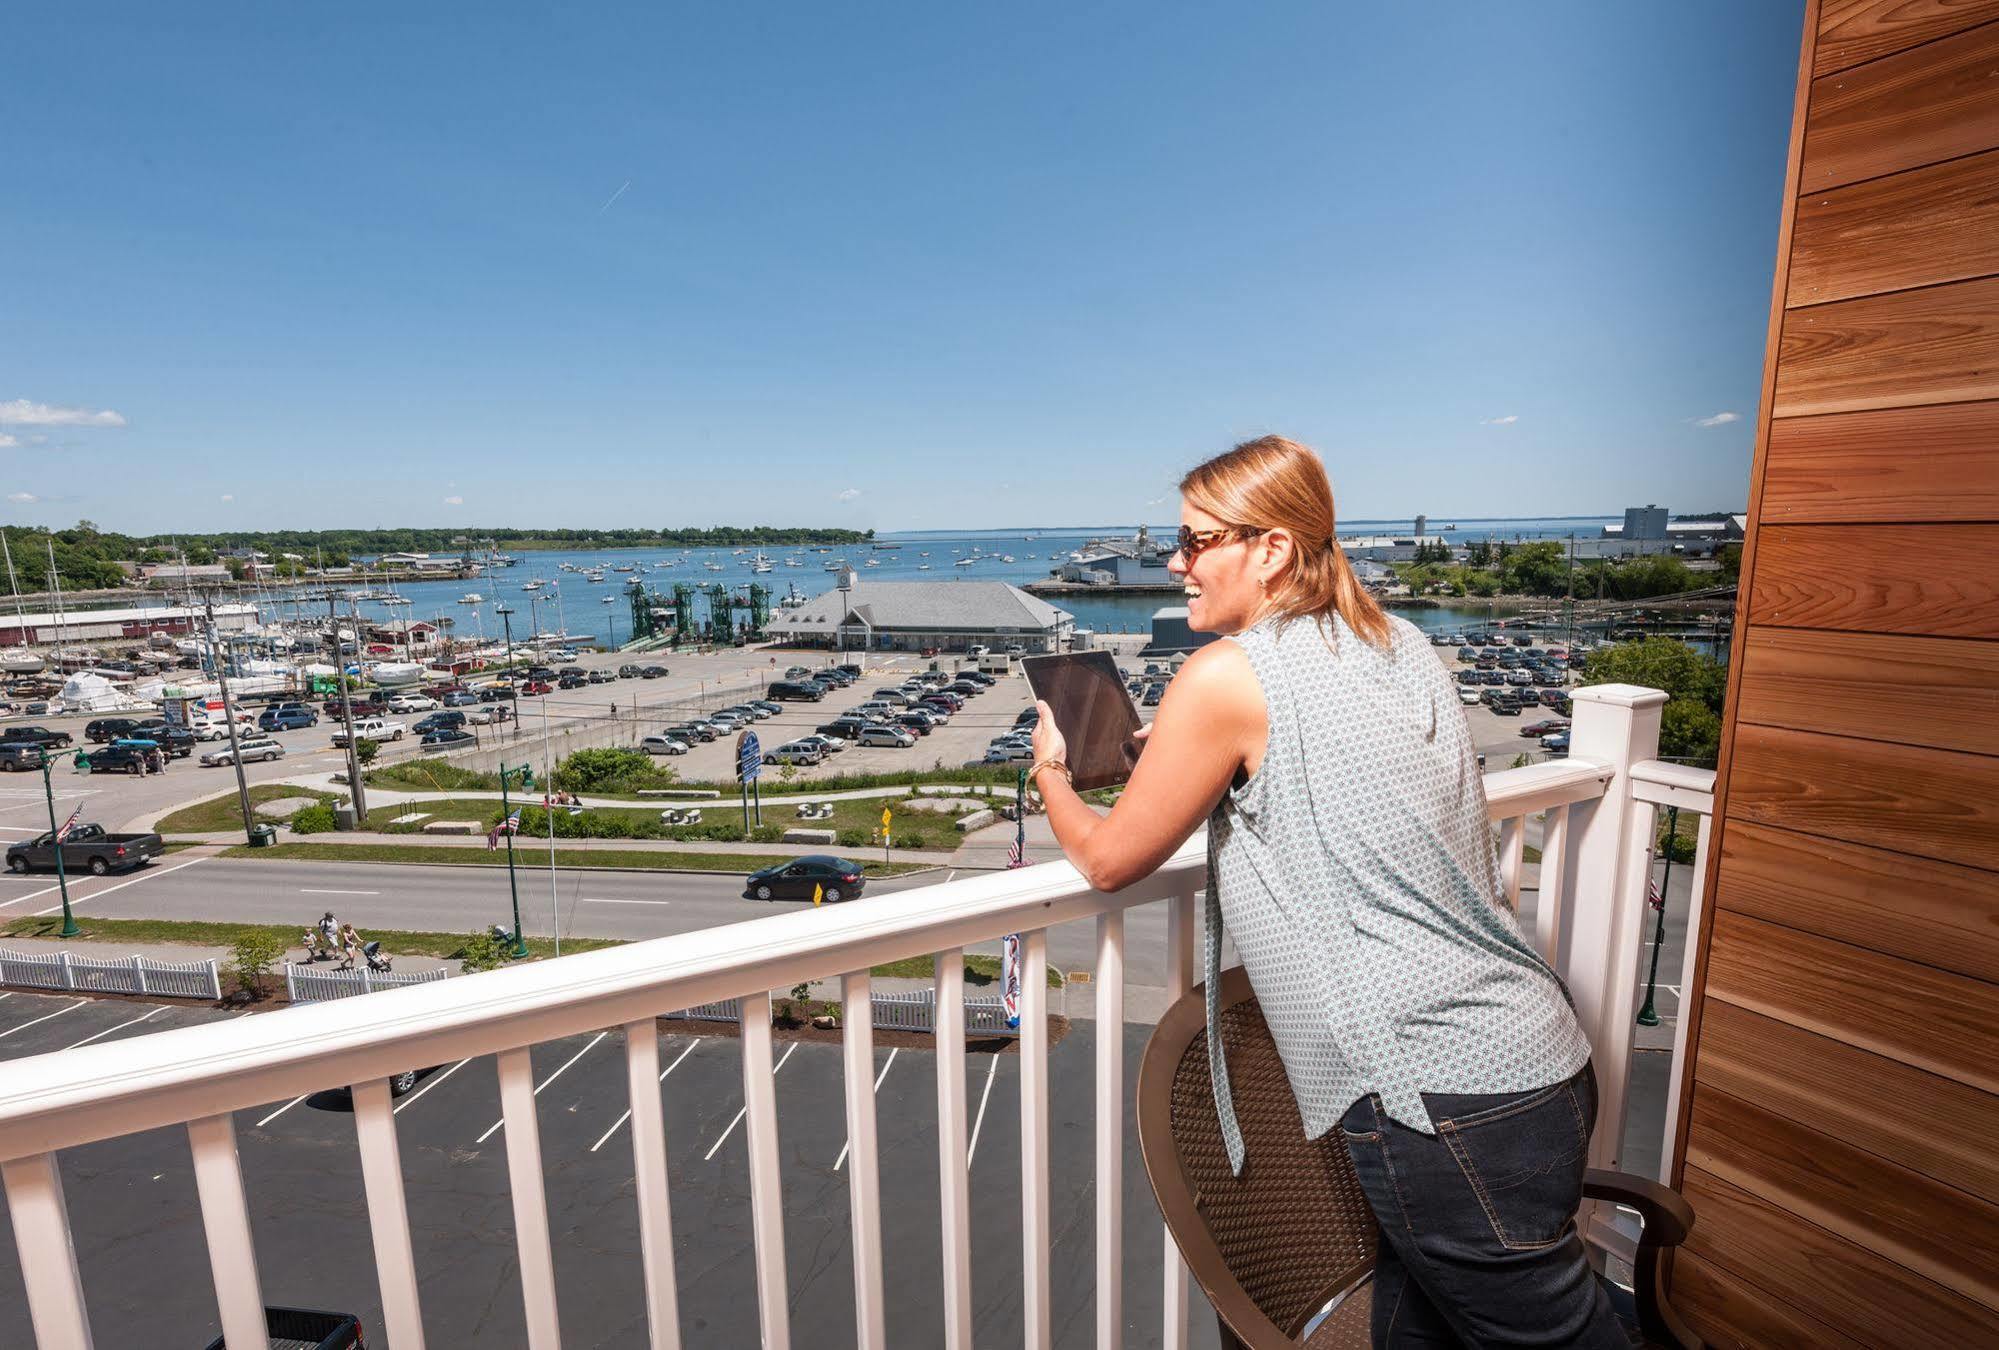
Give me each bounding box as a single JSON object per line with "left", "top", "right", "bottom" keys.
{"left": 1178, "top": 435, "right": 1393, "bottom": 649}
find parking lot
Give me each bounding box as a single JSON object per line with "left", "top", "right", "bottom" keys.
{"left": 0, "top": 989, "right": 1215, "bottom": 1348}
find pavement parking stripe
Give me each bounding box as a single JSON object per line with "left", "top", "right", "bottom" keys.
{"left": 256, "top": 1094, "right": 312, "bottom": 1128}
{"left": 300, "top": 888, "right": 380, "bottom": 896}
{"left": 62, "top": 1007, "right": 165, "bottom": 1049}
{"left": 32, "top": 856, "right": 210, "bottom": 917}
{"left": 0, "top": 999, "right": 87, "bottom": 1040}
{"left": 589, "top": 1037, "right": 704, "bottom": 1153}
{"left": 475, "top": 1032, "right": 608, "bottom": 1143}
{"left": 703, "top": 1040, "right": 797, "bottom": 1161}
{"left": 579, "top": 897, "right": 674, "bottom": 906}
{"left": 393, "top": 1057, "right": 472, "bottom": 1114}
{"left": 966, "top": 1054, "right": 1001, "bottom": 1166}
{"left": 833, "top": 1047, "right": 899, "bottom": 1173}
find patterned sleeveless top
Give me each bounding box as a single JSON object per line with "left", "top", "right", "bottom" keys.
{"left": 1203, "top": 611, "right": 1591, "bottom": 1175}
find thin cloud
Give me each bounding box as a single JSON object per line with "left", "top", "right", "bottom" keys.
{"left": 1480, "top": 414, "right": 1519, "bottom": 426}
{"left": 0, "top": 434, "right": 17, "bottom": 448}
{"left": 1692, "top": 411, "right": 1740, "bottom": 428}
{"left": 599, "top": 179, "right": 631, "bottom": 214}
{"left": 835, "top": 488, "right": 862, "bottom": 502}
{"left": 0, "top": 399, "right": 127, "bottom": 428}
{"left": 6, "top": 492, "right": 37, "bottom": 504}
{"left": 219, "top": 493, "right": 235, "bottom": 503}
{"left": 442, "top": 494, "right": 464, "bottom": 506}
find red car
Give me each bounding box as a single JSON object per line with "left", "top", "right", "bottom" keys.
{"left": 521, "top": 680, "right": 554, "bottom": 695}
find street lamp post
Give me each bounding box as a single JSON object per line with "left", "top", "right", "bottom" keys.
{"left": 37, "top": 748, "right": 81, "bottom": 938}
{"left": 495, "top": 604, "right": 520, "bottom": 742}
{"left": 497, "top": 762, "right": 534, "bottom": 958}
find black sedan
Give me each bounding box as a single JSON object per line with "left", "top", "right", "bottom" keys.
{"left": 742, "top": 855, "right": 866, "bottom": 903}
{"left": 641, "top": 665, "right": 669, "bottom": 679}
{"left": 420, "top": 728, "right": 477, "bottom": 749}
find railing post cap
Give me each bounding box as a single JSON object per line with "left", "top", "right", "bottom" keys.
{"left": 1568, "top": 683, "right": 1669, "bottom": 710}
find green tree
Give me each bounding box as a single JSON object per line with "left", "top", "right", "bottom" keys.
{"left": 1498, "top": 541, "right": 1569, "bottom": 596}
{"left": 229, "top": 932, "right": 286, "bottom": 997}
{"left": 1716, "top": 543, "right": 1742, "bottom": 584}
{"left": 1658, "top": 698, "right": 1722, "bottom": 767}
{"left": 1582, "top": 638, "right": 1726, "bottom": 714}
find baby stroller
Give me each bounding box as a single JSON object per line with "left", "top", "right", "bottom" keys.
{"left": 361, "top": 940, "right": 392, "bottom": 973}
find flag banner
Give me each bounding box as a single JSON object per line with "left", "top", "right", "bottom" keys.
{"left": 1647, "top": 875, "right": 1664, "bottom": 911}
{"left": 54, "top": 806, "right": 83, "bottom": 843}
{"left": 1007, "top": 837, "right": 1025, "bottom": 868}
{"left": 1001, "top": 933, "right": 1022, "bottom": 1029}
{"left": 487, "top": 808, "right": 522, "bottom": 850}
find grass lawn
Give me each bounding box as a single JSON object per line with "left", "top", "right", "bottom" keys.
{"left": 869, "top": 952, "right": 1065, "bottom": 989}
{"left": 0, "top": 914, "right": 616, "bottom": 962}
{"left": 156, "top": 783, "right": 343, "bottom": 835}
{"left": 218, "top": 841, "right": 930, "bottom": 876}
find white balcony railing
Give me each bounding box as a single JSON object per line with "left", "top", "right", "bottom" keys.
{"left": 0, "top": 682, "right": 1711, "bottom": 1350}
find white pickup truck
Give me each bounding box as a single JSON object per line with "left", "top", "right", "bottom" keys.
{"left": 332, "top": 718, "right": 407, "bottom": 746}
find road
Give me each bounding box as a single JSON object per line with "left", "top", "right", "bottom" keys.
{"left": 0, "top": 852, "right": 1195, "bottom": 981}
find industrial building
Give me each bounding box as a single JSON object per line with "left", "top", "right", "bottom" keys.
{"left": 0, "top": 601, "right": 259, "bottom": 648}
{"left": 765, "top": 580, "right": 1074, "bottom": 653}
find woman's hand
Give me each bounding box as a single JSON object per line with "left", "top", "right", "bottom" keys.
{"left": 1029, "top": 699, "right": 1066, "bottom": 768}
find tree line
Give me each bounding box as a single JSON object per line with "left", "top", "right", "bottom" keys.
{"left": 1394, "top": 539, "right": 1739, "bottom": 603}
{"left": 0, "top": 522, "right": 877, "bottom": 593}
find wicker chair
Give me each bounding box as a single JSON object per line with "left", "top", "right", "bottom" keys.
{"left": 1136, "top": 967, "right": 1702, "bottom": 1349}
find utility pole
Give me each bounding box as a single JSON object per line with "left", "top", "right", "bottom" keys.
{"left": 37, "top": 749, "right": 81, "bottom": 937}
{"left": 497, "top": 763, "right": 534, "bottom": 957}
{"left": 495, "top": 604, "right": 521, "bottom": 741}
{"left": 326, "top": 594, "right": 369, "bottom": 823}
{"left": 202, "top": 596, "right": 259, "bottom": 843}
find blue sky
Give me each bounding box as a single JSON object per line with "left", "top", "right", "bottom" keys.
{"left": 3, "top": 2, "right": 1804, "bottom": 534}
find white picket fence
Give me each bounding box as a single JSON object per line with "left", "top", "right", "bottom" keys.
{"left": 284, "top": 964, "right": 451, "bottom": 1003}
{"left": 674, "top": 986, "right": 1020, "bottom": 1037}
{"left": 0, "top": 949, "right": 222, "bottom": 1001}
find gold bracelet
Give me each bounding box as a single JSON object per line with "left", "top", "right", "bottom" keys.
{"left": 1029, "top": 757, "right": 1071, "bottom": 785}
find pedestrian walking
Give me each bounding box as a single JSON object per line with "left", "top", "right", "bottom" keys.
{"left": 339, "top": 923, "right": 363, "bottom": 971}
{"left": 318, "top": 911, "right": 340, "bottom": 960}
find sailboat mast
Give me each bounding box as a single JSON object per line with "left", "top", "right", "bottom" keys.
{"left": 0, "top": 528, "right": 27, "bottom": 648}
{"left": 45, "top": 538, "right": 67, "bottom": 670}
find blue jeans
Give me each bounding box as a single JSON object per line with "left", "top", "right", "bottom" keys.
{"left": 1337, "top": 1065, "right": 1630, "bottom": 1348}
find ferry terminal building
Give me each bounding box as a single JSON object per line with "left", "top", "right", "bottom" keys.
{"left": 764, "top": 580, "right": 1075, "bottom": 654}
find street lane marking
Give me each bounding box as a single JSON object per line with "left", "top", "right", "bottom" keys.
{"left": 63, "top": 1006, "right": 166, "bottom": 1049}
{"left": 393, "top": 1057, "right": 472, "bottom": 1115}
{"left": 966, "top": 1054, "right": 1001, "bottom": 1165}
{"left": 0, "top": 999, "right": 87, "bottom": 1040}
{"left": 32, "top": 856, "right": 211, "bottom": 917}
{"left": 704, "top": 1041, "right": 798, "bottom": 1161}
{"left": 833, "top": 1047, "right": 899, "bottom": 1173}
{"left": 300, "top": 888, "right": 380, "bottom": 896}
{"left": 579, "top": 897, "right": 673, "bottom": 906}
{"left": 589, "top": 1037, "right": 703, "bottom": 1153}
{"left": 475, "top": 1032, "right": 608, "bottom": 1143}
{"left": 0, "top": 881, "right": 68, "bottom": 911}
{"left": 256, "top": 1094, "right": 312, "bottom": 1128}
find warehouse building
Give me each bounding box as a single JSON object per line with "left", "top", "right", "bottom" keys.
{"left": 765, "top": 580, "right": 1074, "bottom": 653}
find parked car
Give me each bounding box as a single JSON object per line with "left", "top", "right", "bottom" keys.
{"left": 187, "top": 718, "right": 231, "bottom": 741}
{"left": 767, "top": 680, "right": 827, "bottom": 701}
{"left": 984, "top": 743, "right": 1034, "bottom": 764}
{"left": 260, "top": 706, "right": 319, "bottom": 732}
{"left": 558, "top": 674, "right": 588, "bottom": 690}
{"left": 742, "top": 854, "right": 865, "bottom": 902}
{"left": 520, "top": 680, "right": 554, "bottom": 696}
{"left": 856, "top": 724, "right": 915, "bottom": 748}
{"left": 413, "top": 712, "right": 468, "bottom": 736}
{"left": 817, "top": 719, "right": 870, "bottom": 741}
{"left": 0, "top": 743, "right": 48, "bottom": 771}
{"left": 477, "top": 684, "right": 517, "bottom": 703}
{"left": 85, "top": 718, "right": 145, "bottom": 744}
{"left": 920, "top": 691, "right": 963, "bottom": 712}
{"left": 640, "top": 734, "right": 690, "bottom": 756}
{"left": 7, "top": 822, "right": 164, "bottom": 876}
{"left": 796, "top": 733, "right": 846, "bottom": 755}
{"left": 1491, "top": 697, "right": 1522, "bottom": 717}
{"left": 1141, "top": 685, "right": 1165, "bottom": 707}
{"left": 128, "top": 723, "right": 197, "bottom": 757}
{"left": 323, "top": 695, "right": 389, "bottom": 720}
{"left": 420, "top": 728, "right": 477, "bottom": 749}
{"left": 3, "top": 725, "right": 73, "bottom": 749}
{"left": 202, "top": 737, "right": 285, "bottom": 766}
{"left": 893, "top": 711, "right": 935, "bottom": 736}
{"left": 750, "top": 700, "right": 782, "bottom": 718}
{"left": 945, "top": 681, "right": 982, "bottom": 697}
{"left": 588, "top": 669, "right": 616, "bottom": 684}
{"left": 334, "top": 718, "right": 407, "bottom": 746}
{"left": 1458, "top": 688, "right": 1482, "bottom": 705}
{"left": 813, "top": 669, "right": 855, "bottom": 687}
{"left": 1541, "top": 731, "right": 1571, "bottom": 755}
{"left": 618, "top": 664, "right": 644, "bottom": 679}
{"left": 82, "top": 743, "right": 155, "bottom": 775}
{"left": 641, "top": 665, "right": 670, "bottom": 679}
{"left": 1014, "top": 707, "right": 1039, "bottom": 728}
{"left": 1522, "top": 719, "right": 1570, "bottom": 738}
{"left": 764, "top": 741, "right": 826, "bottom": 766}
{"left": 464, "top": 704, "right": 513, "bottom": 726}
{"left": 670, "top": 721, "right": 719, "bottom": 743}
{"left": 1540, "top": 689, "right": 1569, "bottom": 708}
{"left": 385, "top": 693, "right": 438, "bottom": 713}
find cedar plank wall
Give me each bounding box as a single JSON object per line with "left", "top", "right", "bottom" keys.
{"left": 1663, "top": 2, "right": 1999, "bottom": 1350}
{"left": 1670, "top": 1, "right": 1999, "bottom": 1343}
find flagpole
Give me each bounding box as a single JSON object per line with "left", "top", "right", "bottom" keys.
{"left": 1637, "top": 805, "right": 1678, "bottom": 1027}
{"left": 41, "top": 751, "right": 79, "bottom": 937}
{"left": 498, "top": 763, "right": 530, "bottom": 958}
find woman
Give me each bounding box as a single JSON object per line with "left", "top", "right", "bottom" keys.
{"left": 1030, "top": 436, "right": 1619, "bottom": 1346}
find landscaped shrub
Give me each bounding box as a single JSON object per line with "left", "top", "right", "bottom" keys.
{"left": 290, "top": 803, "right": 338, "bottom": 835}
{"left": 749, "top": 824, "right": 784, "bottom": 843}
{"left": 455, "top": 928, "right": 513, "bottom": 973}
{"left": 231, "top": 932, "right": 286, "bottom": 996}
{"left": 354, "top": 738, "right": 380, "bottom": 767}
{"left": 836, "top": 827, "right": 869, "bottom": 849}
{"left": 897, "top": 830, "right": 928, "bottom": 850}
{"left": 554, "top": 747, "right": 673, "bottom": 794}
{"left": 365, "top": 757, "right": 500, "bottom": 791}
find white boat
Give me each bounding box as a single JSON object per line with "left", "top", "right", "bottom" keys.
{"left": 917, "top": 563, "right": 930, "bottom": 570}
{"left": 370, "top": 662, "right": 425, "bottom": 687}
{"left": 704, "top": 562, "right": 725, "bottom": 571}
{"left": 458, "top": 593, "right": 483, "bottom": 604}
{"left": 1000, "top": 555, "right": 1015, "bottom": 563}
{"left": 521, "top": 580, "right": 544, "bottom": 592}
{"left": 0, "top": 650, "right": 45, "bottom": 674}
{"left": 864, "top": 558, "right": 879, "bottom": 567}
{"left": 750, "top": 553, "right": 774, "bottom": 573}
{"left": 954, "top": 557, "right": 975, "bottom": 567}
{"left": 601, "top": 595, "right": 616, "bottom": 605}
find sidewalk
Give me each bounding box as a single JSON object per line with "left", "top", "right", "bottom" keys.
{"left": 0, "top": 933, "right": 462, "bottom": 977}
{"left": 172, "top": 828, "right": 962, "bottom": 866}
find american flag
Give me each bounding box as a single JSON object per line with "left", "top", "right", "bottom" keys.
{"left": 487, "top": 808, "right": 522, "bottom": 851}
{"left": 1007, "top": 837, "right": 1025, "bottom": 869}
{"left": 54, "top": 806, "right": 82, "bottom": 843}
{"left": 1647, "top": 874, "right": 1665, "bottom": 911}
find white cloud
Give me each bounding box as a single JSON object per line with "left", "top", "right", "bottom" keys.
{"left": 1480, "top": 414, "right": 1519, "bottom": 426}
{"left": 219, "top": 493, "right": 235, "bottom": 503}
{"left": 442, "top": 494, "right": 464, "bottom": 506}
{"left": 835, "top": 488, "right": 861, "bottom": 502}
{"left": 0, "top": 434, "right": 17, "bottom": 449}
{"left": 1693, "top": 411, "right": 1740, "bottom": 428}
{"left": 0, "top": 399, "right": 127, "bottom": 428}
{"left": 6, "top": 491, "right": 37, "bottom": 504}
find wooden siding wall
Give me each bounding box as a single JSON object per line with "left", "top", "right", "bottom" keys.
{"left": 1672, "top": 1, "right": 1999, "bottom": 1344}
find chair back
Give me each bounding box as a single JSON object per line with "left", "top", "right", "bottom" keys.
{"left": 1136, "top": 966, "right": 1377, "bottom": 1344}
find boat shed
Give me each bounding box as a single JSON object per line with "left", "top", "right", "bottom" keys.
{"left": 0, "top": 601, "right": 258, "bottom": 648}
{"left": 765, "top": 580, "right": 1074, "bottom": 654}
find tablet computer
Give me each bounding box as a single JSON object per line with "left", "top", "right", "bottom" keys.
{"left": 1021, "top": 650, "right": 1145, "bottom": 792}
